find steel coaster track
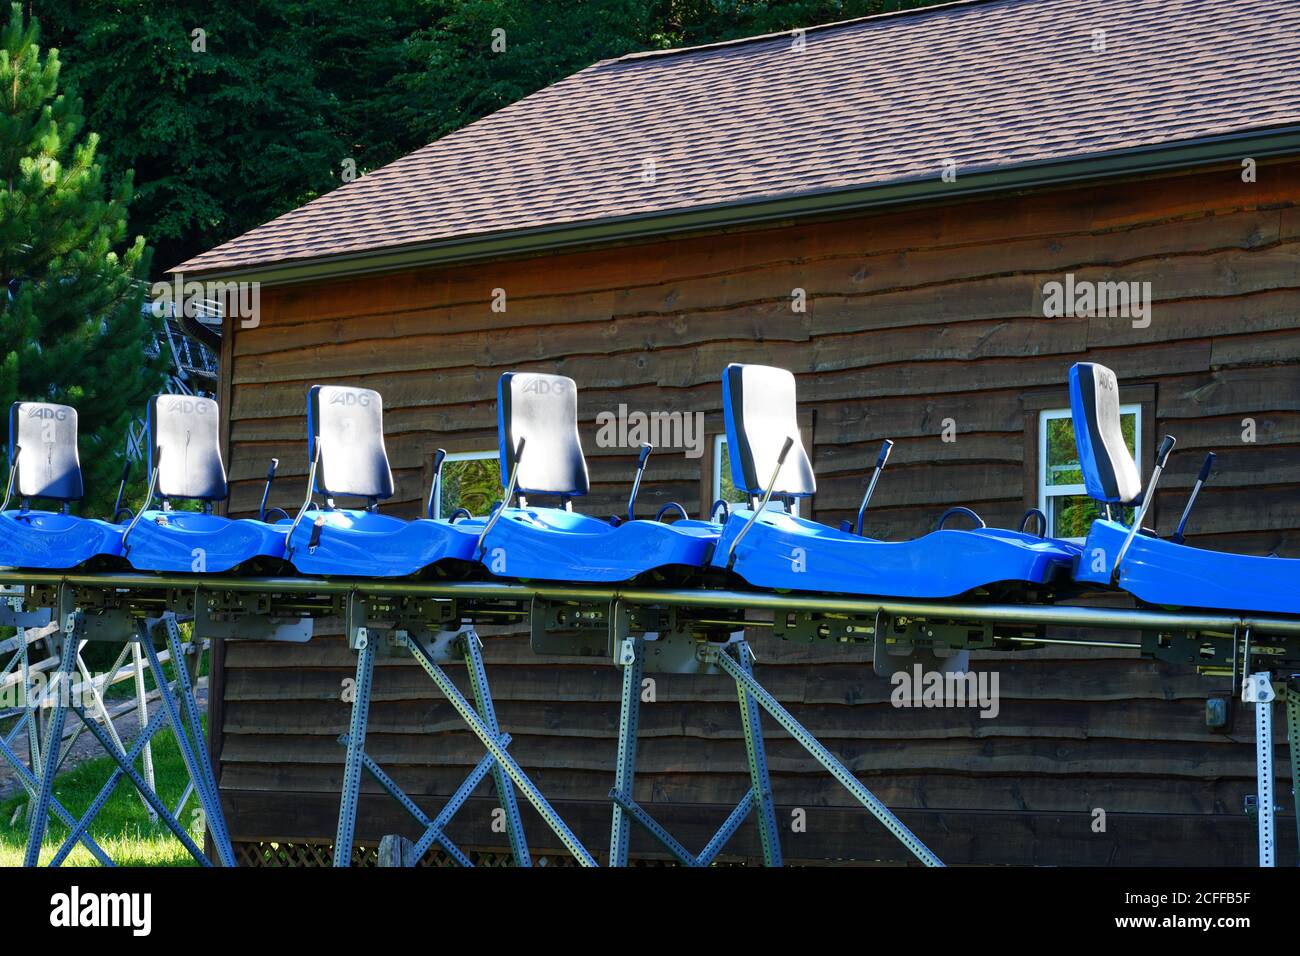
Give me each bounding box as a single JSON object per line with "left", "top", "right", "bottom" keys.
{"left": 2, "top": 569, "right": 1299, "bottom": 638}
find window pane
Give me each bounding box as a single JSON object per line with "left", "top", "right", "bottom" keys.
{"left": 716, "top": 441, "right": 747, "bottom": 505}
{"left": 1048, "top": 494, "right": 1136, "bottom": 538}
{"left": 1045, "top": 412, "right": 1136, "bottom": 487}
{"left": 1049, "top": 494, "right": 1102, "bottom": 538}
{"left": 440, "top": 457, "right": 503, "bottom": 517}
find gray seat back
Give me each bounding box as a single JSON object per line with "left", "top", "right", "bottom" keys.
{"left": 8, "top": 402, "right": 83, "bottom": 502}
{"left": 1068, "top": 362, "right": 1142, "bottom": 505}
{"left": 308, "top": 385, "right": 394, "bottom": 500}
{"left": 497, "top": 372, "right": 589, "bottom": 497}
{"left": 149, "top": 394, "right": 228, "bottom": 501}
{"left": 721, "top": 364, "right": 815, "bottom": 498}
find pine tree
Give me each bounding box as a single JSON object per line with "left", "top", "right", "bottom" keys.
{"left": 0, "top": 3, "right": 159, "bottom": 513}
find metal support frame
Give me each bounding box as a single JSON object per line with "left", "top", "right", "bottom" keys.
{"left": 0, "top": 604, "right": 112, "bottom": 864}
{"left": 1284, "top": 678, "right": 1300, "bottom": 865}
{"left": 7, "top": 570, "right": 1300, "bottom": 869}
{"left": 1243, "top": 671, "right": 1277, "bottom": 868}
{"left": 733, "top": 644, "right": 783, "bottom": 865}
{"left": 51, "top": 702, "right": 207, "bottom": 866}
{"left": 6, "top": 572, "right": 1300, "bottom": 641}
{"left": 405, "top": 635, "right": 595, "bottom": 864}
{"left": 608, "top": 634, "right": 643, "bottom": 865}
{"left": 17, "top": 599, "right": 233, "bottom": 867}
{"left": 606, "top": 624, "right": 940, "bottom": 867}
{"left": 2, "top": 587, "right": 170, "bottom": 834}
{"left": 144, "top": 613, "right": 235, "bottom": 865}
{"left": 23, "top": 587, "right": 79, "bottom": 866}
{"left": 716, "top": 643, "right": 942, "bottom": 866}
{"left": 607, "top": 633, "right": 783, "bottom": 867}
{"left": 7, "top": 642, "right": 159, "bottom": 816}
{"left": 332, "top": 613, "right": 586, "bottom": 866}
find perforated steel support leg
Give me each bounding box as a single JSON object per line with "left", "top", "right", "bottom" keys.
{"left": 404, "top": 638, "right": 597, "bottom": 866}
{"left": 1287, "top": 680, "right": 1300, "bottom": 865}
{"left": 52, "top": 703, "right": 208, "bottom": 866}
{"left": 606, "top": 636, "right": 778, "bottom": 867}
{"left": 337, "top": 732, "right": 489, "bottom": 867}
{"left": 608, "top": 636, "right": 643, "bottom": 867}
{"left": 141, "top": 615, "right": 234, "bottom": 866}
{"left": 332, "top": 625, "right": 536, "bottom": 868}
{"left": 461, "top": 631, "right": 532, "bottom": 867}
{"left": 0, "top": 724, "right": 112, "bottom": 864}
{"left": 334, "top": 628, "right": 375, "bottom": 867}
{"left": 0, "top": 604, "right": 112, "bottom": 864}
{"left": 1244, "top": 672, "right": 1277, "bottom": 867}
{"left": 20, "top": 626, "right": 42, "bottom": 782}
{"left": 23, "top": 611, "right": 78, "bottom": 867}
{"left": 715, "top": 644, "right": 944, "bottom": 867}
{"left": 733, "top": 643, "right": 782, "bottom": 867}
{"left": 131, "top": 642, "right": 158, "bottom": 814}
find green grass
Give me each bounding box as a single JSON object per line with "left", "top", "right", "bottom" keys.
{"left": 0, "top": 716, "right": 207, "bottom": 866}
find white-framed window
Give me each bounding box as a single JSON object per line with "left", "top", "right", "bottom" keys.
{"left": 435, "top": 450, "right": 502, "bottom": 519}
{"left": 1038, "top": 405, "right": 1140, "bottom": 540}
{"left": 712, "top": 434, "right": 799, "bottom": 516}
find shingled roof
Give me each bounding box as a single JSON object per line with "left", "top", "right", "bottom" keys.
{"left": 176, "top": 0, "right": 1300, "bottom": 280}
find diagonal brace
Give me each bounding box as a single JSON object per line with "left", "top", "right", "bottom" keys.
{"left": 49, "top": 704, "right": 183, "bottom": 866}
{"left": 609, "top": 786, "right": 755, "bottom": 866}
{"left": 405, "top": 638, "right": 597, "bottom": 866}
{"left": 714, "top": 643, "right": 943, "bottom": 867}
{"left": 64, "top": 702, "right": 209, "bottom": 865}
{"left": 146, "top": 614, "right": 235, "bottom": 865}
{"left": 0, "top": 721, "right": 113, "bottom": 865}
{"left": 339, "top": 731, "right": 510, "bottom": 867}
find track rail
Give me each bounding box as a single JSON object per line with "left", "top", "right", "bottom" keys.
{"left": 3, "top": 569, "right": 1299, "bottom": 637}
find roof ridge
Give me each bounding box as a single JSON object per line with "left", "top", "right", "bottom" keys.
{"left": 612, "top": 0, "right": 1003, "bottom": 64}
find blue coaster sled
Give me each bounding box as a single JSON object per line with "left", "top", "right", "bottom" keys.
{"left": 283, "top": 385, "right": 483, "bottom": 577}
{"left": 1068, "top": 362, "right": 1300, "bottom": 615}
{"left": 475, "top": 371, "right": 720, "bottom": 582}
{"left": 122, "top": 395, "right": 286, "bottom": 573}
{"left": 706, "top": 364, "right": 1077, "bottom": 598}
{"left": 0, "top": 402, "right": 124, "bottom": 569}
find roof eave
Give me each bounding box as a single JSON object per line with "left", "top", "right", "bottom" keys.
{"left": 175, "top": 126, "right": 1300, "bottom": 287}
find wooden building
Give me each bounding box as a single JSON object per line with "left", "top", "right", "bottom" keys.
{"left": 175, "top": 0, "right": 1300, "bottom": 865}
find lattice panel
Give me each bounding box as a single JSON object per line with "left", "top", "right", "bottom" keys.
{"left": 231, "top": 841, "right": 589, "bottom": 867}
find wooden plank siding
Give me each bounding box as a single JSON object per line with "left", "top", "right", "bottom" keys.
{"left": 213, "top": 158, "right": 1300, "bottom": 865}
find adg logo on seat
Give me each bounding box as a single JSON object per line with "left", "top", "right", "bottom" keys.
{"left": 26, "top": 405, "right": 68, "bottom": 420}
{"left": 166, "top": 398, "right": 212, "bottom": 415}
{"left": 520, "top": 375, "right": 568, "bottom": 395}
{"left": 327, "top": 390, "right": 373, "bottom": 407}
{"left": 49, "top": 886, "right": 152, "bottom": 936}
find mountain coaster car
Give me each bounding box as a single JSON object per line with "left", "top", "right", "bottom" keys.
{"left": 121, "top": 394, "right": 286, "bottom": 573}
{"left": 283, "top": 384, "right": 485, "bottom": 577}
{"left": 474, "top": 371, "right": 720, "bottom": 583}
{"left": 0, "top": 402, "right": 124, "bottom": 569}
{"left": 1068, "top": 361, "right": 1300, "bottom": 615}
{"left": 707, "top": 363, "right": 1079, "bottom": 599}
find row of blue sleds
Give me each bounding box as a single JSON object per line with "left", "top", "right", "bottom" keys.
{"left": 2, "top": 361, "right": 1296, "bottom": 617}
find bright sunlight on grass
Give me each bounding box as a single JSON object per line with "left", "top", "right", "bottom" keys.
{"left": 0, "top": 717, "right": 208, "bottom": 867}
